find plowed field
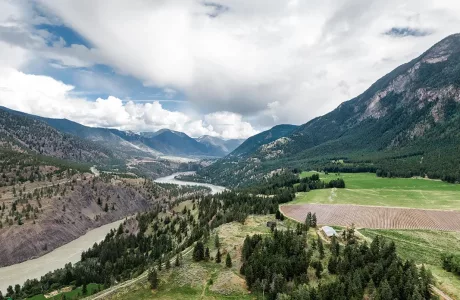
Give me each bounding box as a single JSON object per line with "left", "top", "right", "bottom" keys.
{"left": 280, "top": 204, "right": 460, "bottom": 231}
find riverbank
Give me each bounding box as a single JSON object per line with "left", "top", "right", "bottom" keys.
{"left": 0, "top": 218, "right": 125, "bottom": 293}
{"left": 154, "top": 171, "right": 226, "bottom": 195}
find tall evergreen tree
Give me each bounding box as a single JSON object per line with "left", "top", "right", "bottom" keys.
{"left": 214, "top": 233, "right": 220, "bottom": 248}
{"left": 148, "top": 268, "right": 158, "bottom": 289}
{"left": 205, "top": 247, "right": 210, "bottom": 261}
{"left": 378, "top": 279, "right": 393, "bottom": 300}
{"left": 226, "top": 253, "right": 232, "bottom": 268}
{"left": 311, "top": 213, "right": 317, "bottom": 228}
{"left": 317, "top": 236, "right": 324, "bottom": 259}
{"left": 216, "top": 248, "right": 222, "bottom": 263}
{"left": 193, "top": 241, "right": 205, "bottom": 261}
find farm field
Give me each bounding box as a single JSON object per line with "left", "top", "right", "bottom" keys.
{"left": 280, "top": 203, "right": 460, "bottom": 231}
{"left": 359, "top": 229, "right": 460, "bottom": 299}
{"left": 293, "top": 172, "right": 460, "bottom": 210}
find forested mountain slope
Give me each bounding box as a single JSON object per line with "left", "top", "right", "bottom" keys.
{"left": 200, "top": 33, "right": 460, "bottom": 186}
{"left": 229, "top": 124, "right": 297, "bottom": 157}
{"left": 1, "top": 107, "right": 236, "bottom": 158}
{"left": 0, "top": 108, "right": 115, "bottom": 164}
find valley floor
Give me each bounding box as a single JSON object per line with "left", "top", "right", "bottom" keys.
{"left": 293, "top": 172, "right": 460, "bottom": 210}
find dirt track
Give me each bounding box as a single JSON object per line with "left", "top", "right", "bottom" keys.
{"left": 280, "top": 204, "right": 460, "bottom": 231}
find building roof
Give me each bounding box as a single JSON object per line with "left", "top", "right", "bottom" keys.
{"left": 321, "top": 226, "right": 337, "bottom": 237}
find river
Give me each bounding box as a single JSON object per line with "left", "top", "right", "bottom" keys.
{"left": 0, "top": 172, "right": 224, "bottom": 293}
{"left": 154, "top": 171, "right": 226, "bottom": 194}
{"left": 0, "top": 219, "right": 125, "bottom": 293}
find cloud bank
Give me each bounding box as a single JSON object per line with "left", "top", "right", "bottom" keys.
{"left": 0, "top": 68, "right": 257, "bottom": 139}
{"left": 1, "top": 0, "right": 460, "bottom": 138}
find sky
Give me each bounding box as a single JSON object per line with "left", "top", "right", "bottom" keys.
{"left": 0, "top": 0, "right": 460, "bottom": 139}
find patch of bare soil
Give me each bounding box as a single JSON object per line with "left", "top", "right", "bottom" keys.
{"left": 210, "top": 271, "right": 248, "bottom": 295}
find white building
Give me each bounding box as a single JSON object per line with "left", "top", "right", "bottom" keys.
{"left": 321, "top": 226, "right": 337, "bottom": 237}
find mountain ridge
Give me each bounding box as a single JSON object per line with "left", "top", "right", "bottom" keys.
{"left": 0, "top": 107, "right": 243, "bottom": 158}
{"left": 199, "top": 33, "right": 460, "bottom": 186}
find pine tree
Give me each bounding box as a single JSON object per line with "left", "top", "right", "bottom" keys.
{"left": 82, "top": 283, "right": 87, "bottom": 295}
{"left": 226, "top": 253, "right": 232, "bottom": 268}
{"left": 368, "top": 279, "right": 376, "bottom": 299}
{"left": 378, "top": 279, "right": 393, "bottom": 300}
{"left": 328, "top": 255, "right": 338, "bottom": 274}
{"left": 305, "top": 212, "right": 312, "bottom": 228}
{"left": 214, "top": 233, "right": 220, "bottom": 248}
{"left": 193, "top": 241, "right": 205, "bottom": 261}
{"left": 318, "top": 236, "right": 324, "bottom": 259}
{"left": 311, "top": 213, "right": 317, "bottom": 227}
{"left": 148, "top": 268, "right": 158, "bottom": 289}
{"left": 205, "top": 247, "right": 210, "bottom": 261}
{"left": 216, "top": 248, "right": 222, "bottom": 263}
{"left": 175, "top": 254, "right": 180, "bottom": 267}
{"left": 330, "top": 235, "right": 340, "bottom": 256}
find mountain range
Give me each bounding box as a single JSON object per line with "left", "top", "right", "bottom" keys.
{"left": 0, "top": 107, "right": 245, "bottom": 160}
{"left": 199, "top": 33, "right": 460, "bottom": 186}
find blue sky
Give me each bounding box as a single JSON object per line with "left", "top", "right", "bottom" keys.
{"left": 29, "top": 23, "right": 187, "bottom": 112}
{"left": 0, "top": 0, "right": 459, "bottom": 138}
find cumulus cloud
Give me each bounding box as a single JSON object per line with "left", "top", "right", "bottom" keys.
{"left": 33, "top": 0, "right": 460, "bottom": 127}
{"left": 1, "top": 0, "right": 460, "bottom": 134}
{"left": 0, "top": 68, "right": 256, "bottom": 139}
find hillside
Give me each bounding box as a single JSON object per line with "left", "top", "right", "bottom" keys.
{"left": 0, "top": 108, "right": 115, "bottom": 164}
{"left": 1, "top": 107, "right": 238, "bottom": 158}
{"left": 200, "top": 33, "right": 460, "bottom": 187}
{"left": 229, "top": 124, "right": 298, "bottom": 158}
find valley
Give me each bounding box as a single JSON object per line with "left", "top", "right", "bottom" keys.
{"left": 2, "top": 30, "right": 460, "bottom": 300}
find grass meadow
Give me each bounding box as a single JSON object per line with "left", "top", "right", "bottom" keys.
{"left": 293, "top": 172, "right": 460, "bottom": 210}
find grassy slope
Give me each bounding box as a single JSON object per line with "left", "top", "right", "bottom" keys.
{"left": 100, "top": 212, "right": 337, "bottom": 300}
{"left": 360, "top": 229, "right": 460, "bottom": 299}
{"left": 293, "top": 172, "right": 460, "bottom": 210}
{"left": 99, "top": 214, "right": 277, "bottom": 300}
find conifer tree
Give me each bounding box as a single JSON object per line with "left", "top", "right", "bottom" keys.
{"left": 216, "top": 248, "right": 222, "bottom": 263}
{"left": 148, "top": 268, "right": 158, "bottom": 289}
{"left": 226, "top": 253, "right": 232, "bottom": 268}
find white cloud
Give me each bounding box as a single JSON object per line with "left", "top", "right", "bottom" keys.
{"left": 33, "top": 0, "right": 460, "bottom": 127}
{"left": 0, "top": 67, "right": 256, "bottom": 139}
{"left": 2, "top": 0, "right": 460, "bottom": 135}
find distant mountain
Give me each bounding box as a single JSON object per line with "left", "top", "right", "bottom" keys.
{"left": 199, "top": 33, "right": 460, "bottom": 186}
{"left": 141, "top": 129, "right": 188, "bottom": 138}
{"left": 228, "top": 124, "right": 298, "bottom": 158}
{"left": 0, "top": 107, "right": 114, "bottom": 163}
{"left": 141, "top": 129, "right": 219, "bottom": 157}
{"left": 0, "top": 107, "right": 235, "bottom": 158}
{"left": 196, "top": 136, "right": 245, "bottom": 156}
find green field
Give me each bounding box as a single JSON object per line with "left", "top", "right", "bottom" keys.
{"left": 360, "top": 229, "right": 460, "bottom": 299}
{"left": 293, "top": 172, "right": 460, "bottom": 210}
